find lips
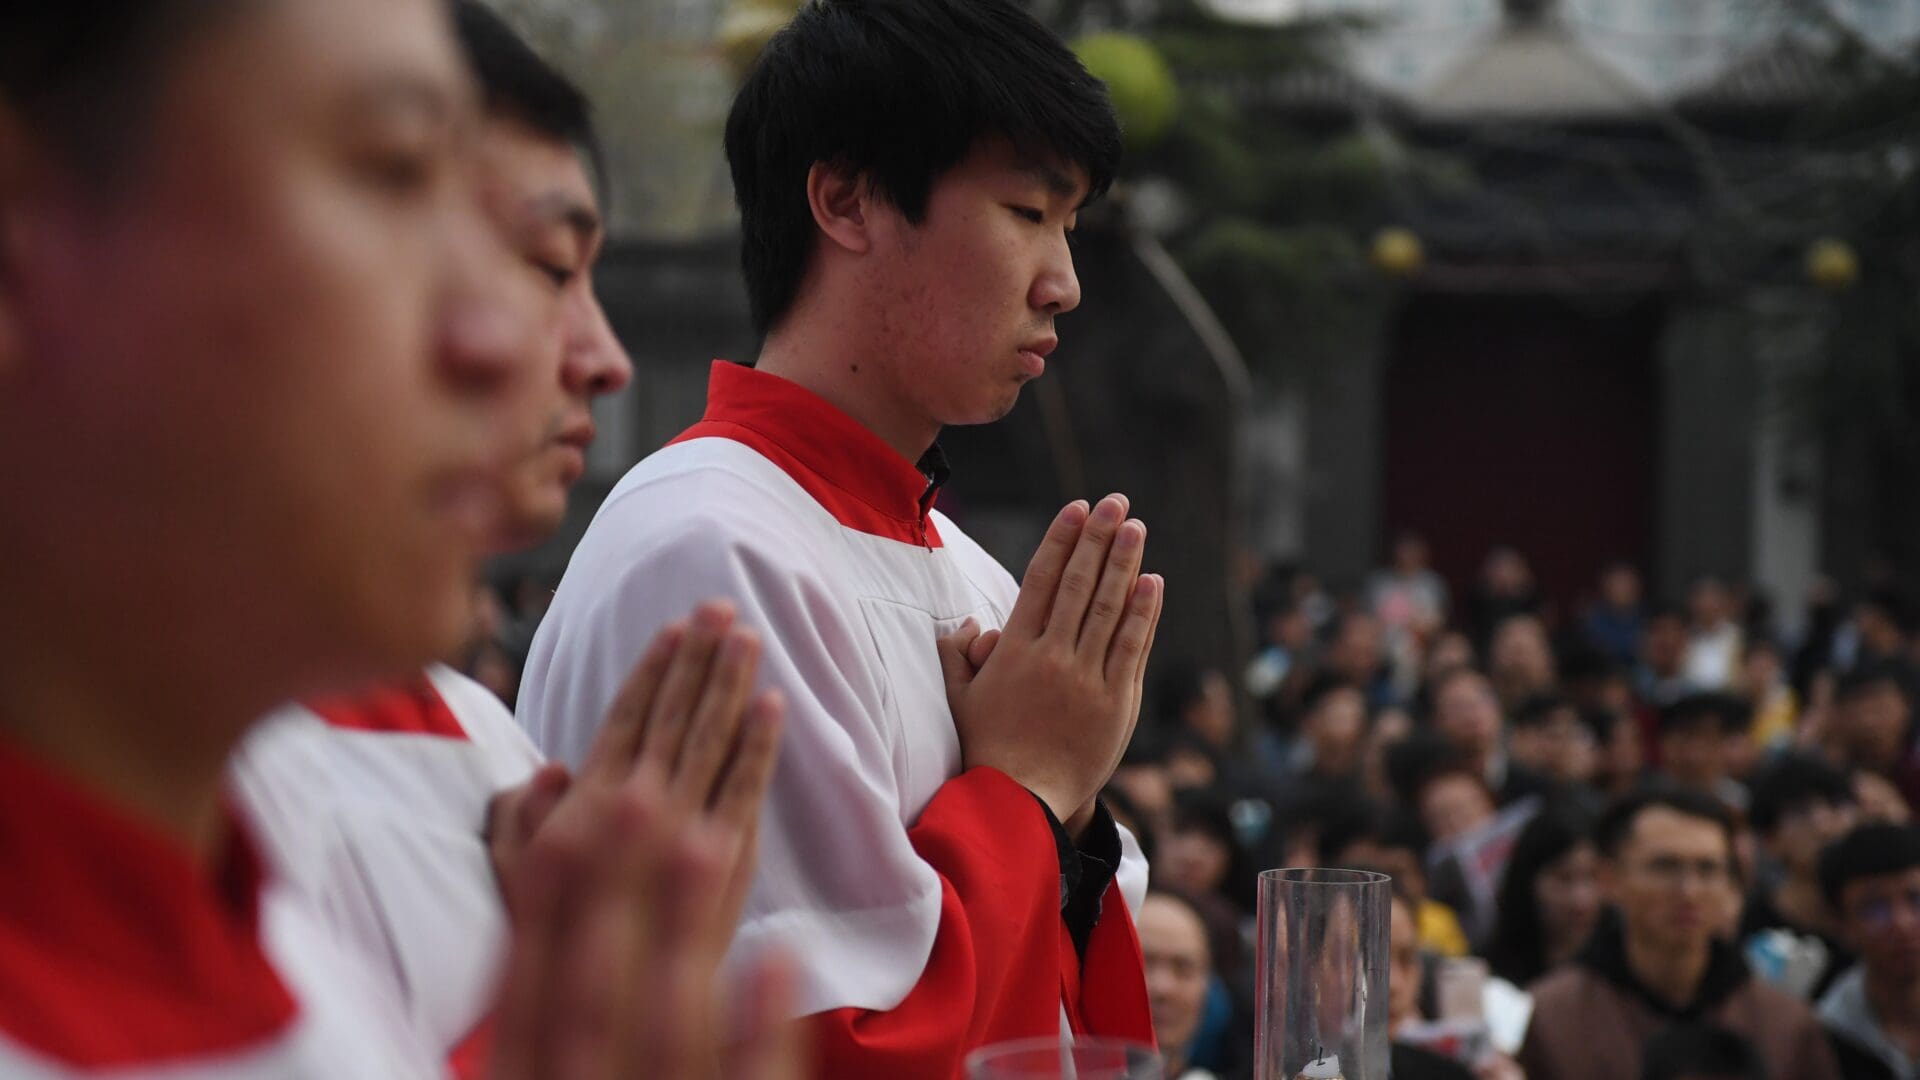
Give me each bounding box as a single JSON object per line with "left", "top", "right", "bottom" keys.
{"left": 1017, "top": 335, "right": 1057, "bottom": 377}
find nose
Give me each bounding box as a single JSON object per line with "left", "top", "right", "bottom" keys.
{"left": 1031, "top": 233, "right": 1081, "bottom": 316}
{"left": 559, "top": 282, "right": 633, "bottom": 401}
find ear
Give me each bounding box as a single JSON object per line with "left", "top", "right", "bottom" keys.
{"left": 804, "top": 160, "right": 873, "bottom": 256}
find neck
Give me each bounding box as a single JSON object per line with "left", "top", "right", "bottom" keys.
{"left": 0, "top": 616, "right": 245, "bottom": 863}
{"left": 1865, "top": 966, "right": 1920, "bottom": 1028}
{"left": 1775, "top": 874, "right": 1834, "bottom": 934}
{"left": 1625, "top": 928, "right": 1710, "bottom": 1008}
{"left": 756, "top": 317, "right": 938, "bottom": 465}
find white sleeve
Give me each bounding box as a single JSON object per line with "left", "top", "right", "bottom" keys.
{"left": 518, "top": 495, "right": 942, "bottom": 1017}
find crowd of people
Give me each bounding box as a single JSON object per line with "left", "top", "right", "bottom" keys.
{"left": 1108, "top": 534, "right": 1920, "bottom": 1079}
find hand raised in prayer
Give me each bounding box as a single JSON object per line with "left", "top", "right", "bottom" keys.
{"left": 939, "top": 494, "right": 1163, "bottom": 838}
{"left": 487, "top": 601, "right": 801, "bottom": 1080}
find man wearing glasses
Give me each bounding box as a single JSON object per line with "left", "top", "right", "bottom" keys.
{"left": 1518, "top": 788, "right": 1841, "bottom": 1079}
{"left": 1818, "top": 823, "right": 1920, "bottom": 1079}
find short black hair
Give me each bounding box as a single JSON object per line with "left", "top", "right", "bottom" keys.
{"left": 1596, "top": 785, "right": 1738, "bottom": 863}
{"left": 1819, "top": 823, "right": 1920, "bottom": 911}
{"left": 1299, "top": 672, "right": 1362, "bottom": 717}
{"left": 724, "top": 0, "right": 1122, "bottom": 335}
{"left": 1658, "top": 692, "right": 1752, "bottom": 737}
{"left": 1837, "top": 660, "right": 1915, "bottom": 705}
{"left": 1640, "top": 1023, "right": 1766, "bottom": 1080}
{"left": 0, "top": 1, "right": 242, "bottom": 178}
{"left": 1513, "top": 693, "right": 1574, "bottom": 731}
{"left": 1746, "top": 753, "right": 1854, "bottom": 835}
{"left": 450, "top": 0, "right": 606, "bottom": 194}
{"left": 1862, "top": 587, "right": 1916, "bottom": 635}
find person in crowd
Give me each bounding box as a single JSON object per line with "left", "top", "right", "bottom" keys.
{"left": 1166, "top": 728, "right": 1227, "bottom": 792}
{"left": 1485, "top": 805, "right": 1604, "bottom": 989}
{"left": 1639, "top": 607, "right": 1698, "bottom": 708}
{"left": 1111, "top": 730, "right": 1176, "bottom": 841}
{"left": 1490, "top": 614, "right": 1558, "bottom": 714}
{"left": 1325, "top": 609, "right": 1401, "bottom": 710}
{"left": 1741, "top": 754, "right": 1861, "bottom": 1001}
{"left": 1369, "top": 533, "right": 1449, "bottom": 644}
{"left": 1744, "top": 637, "right": 1802, "bottom": 750}
{"left": 1140, "top": 890, "right": 1228, "bottom": 1080}
{"left": 1585, "top": 563, "right": 1648, "bottom": 668}
{"left": 1320, "top": 797, "right": 1471, "bottom": 957}
{"left": 1417, "top": 760, "right": 1503, "bottom": 850}
{"left": 1831, "top": 664, "right": 1920, "bottom": 810}
{"left": 1685, "top": 578, "right": 1745, "bottom": 691}
{"left": 1245, "top": 601, "right": 1314, "bottom": 704}
{"left": 1817, "top": 823, "right": 1920, "bottom": 1080}
{"left": 1509, "top": 694, "right": 1602, "bottom": 806}
{"left": 1854, "top": 590, "right": 1916, "bottom": 674}
{"left": 1162, "top": 663, "right": 1240, "bottom": 753}
{"left": 1657, "top": 692, "right": 1754, "bottom": 811}
{"left": 1160, "top": 788, "right": 1244, "bottom": 905}
{"left": 1429, "top": 666, "right": 1554, "bottom": 807}
{"left": 1519, "top": 788, "right": 1840, "bottom": 1079}
{"left": 0, "top": 0, "right": 798, "bottom": 1075}
{"left": 1289, "top": 673, "right": 1369, "bottom": 783}
{"left": 1467, "top": 547, "right": 1543, "bottom": 650}
{"left": 1388, "top": 880, "right": 1478, "bottom": 1080}
{"left": 1639, "top": 1024, "right": 1769, "bottom": 1080}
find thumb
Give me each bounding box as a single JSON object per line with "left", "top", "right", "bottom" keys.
{"left": 937, "top": 618, "right": 981, "bottom": 689}
{"left": 966, "top": 628, "right": 1001, "bottom": 672}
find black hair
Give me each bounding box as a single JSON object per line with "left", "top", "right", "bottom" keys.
{"left": 1746, "top": 753, "right": 1854, "bottom": 836}
{"left": 1169, "top": 787, "right": 1236, "bottom": 851}
{"left": 1640, "top": 1023, "right": 1767, "bottom": 1080}
{"left": 1386, "top": 731, "right": 1476, "bottom": 807}
{"left": 449, "top": 0, "right": 606, "bottom": 196}
{"left": 723, "top": 0, "right": 1122, "bottom": 335}
{"left": 1299, "top": 671, "right": 1363, "bottom": 717}
{"left": 1657, "top": 692, "right": 1753, "bottom": 737}
{"left": 1861, "top": 587, "right": 1917, "bottom": 636}
{"left": 1153, "top": 662, "right": 1207, "bottom": 727}
{"left": 0, "top": 1, "right": 241, "bottom": 178}
{"left": 1484, "top": 804, "right": 1597, "bottom": 986}
{"left": 1578, "top": 704, "right": 1621, "bottom": 745}
{"left": 1837, "top": 660, "right": 1915, "bottom": 705}
{"left": 1596, "top": 785, "right": 1739, "bottom": 864}
{"left": 1819, "top": 823, "right": 1920, "bottom": 911}
{"left": 1513, "top": 693, "right": 1574, "bottom": 731}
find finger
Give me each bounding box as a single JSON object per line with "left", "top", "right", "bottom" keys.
{"left": 1042, "top": 494, "right": 1127, "bottom": 645}
{"left": 513, "top": 765, "right": 573, "bottom": 845}
{"left": 669, "top": 627, "right": 762, "bottom": 811}
{"left": 580, "top": 619, "right": 685, "bottom": 786}
{"left": 727, "top": 952, "right": 807, "bottom": 1080}
{"left": 966, "top": 628, "right": 1001, "bottom": 671}
{"left": 626, "top": 825, "right": 731, "bottom": 1080}
{"left": 937, "top": 618, "right": 981, "bottom": 690}
{"left": 1124, "top": 574, "right": 1166, "bottom": 749}
{"left": 549, "top": 781, "right": 671, "bottom": 1080}
{"left": 1076, "top": 518, "right": 1145, "bottom": 658}
{"left": 1001, "top": 501, "right": 1089, "bottom": 640}
{"left": 711, "top": 691, "right": 784, "bottom": 829}
{"left": 638, "top": 601, "right": 736, "bottom": 775}
{"left": 1105, "top": 572, "right": 1163, "bottom": 687}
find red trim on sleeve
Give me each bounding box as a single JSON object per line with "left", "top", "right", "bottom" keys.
{"left": 670, "top": 361, "right": 944, "bottom": 549}
{"left": 810, "top": 768, "right": 1064, "bottom": 1079}
{"left": 306, "top": 674, "right": 469, "bottom": 741}
{"left": 0, "top": 740, "right": 299, "bottom": 1067}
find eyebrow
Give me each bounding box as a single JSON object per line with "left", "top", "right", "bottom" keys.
{"left": 529, "top": 191, "right": 603, "bottom": 245}
{"left": 1022, "top": 162, "right": 1089, "bottom": 206}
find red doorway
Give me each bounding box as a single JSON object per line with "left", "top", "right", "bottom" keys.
{"left": 1382, "top": 294, "right": 1660, "bottom": 618}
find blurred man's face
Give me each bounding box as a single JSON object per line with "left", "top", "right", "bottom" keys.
{"left": 1643, "top": 617, "right": 1688, "bottom": 675}
{"left": 1330, "top": 615, "right": 1384, "bottom": 683}
{"left": 1689, "top": 582, "right": 1731, "bottom": 628}
{"left": 1607, "top": 807, "right": 1734, "bottom": 955}
{"left": 1434, "top": 673, "right": 1502, "bottom": 759}
{"left": 1419, "top": 774, "right": 1495, "bottom": 844}
{"left": 1183, "top": 669, "right": 1236, "bottom": 747}
{"left": 1160, "top": 828, "right": 1232, "bottom": 896}
{"left": 1841, "top": 683, "right": 1913, "bottom": 772}
{"left": 1839, "top": 867, "right": 1920, "bottom": 985}
{"left": 1600, "top": 566, "right": 1641, "bottom": 610}
{"left": 1511, "top": 705, "right": 1597, "bottom": 786}
{"left": 0, "top": 0, "right": 531, "bottom": 711}
{"left": 1490, "top": 616, "right": 1554, "bottom": 690}
{"left": 1660, "top": 723, "right": 1729, "bottom": 789}
{"left": 1139, "top": 895, "right": 1212, "bottom": 1058}
{"left": 1306, "top": 686, "right": 1367, "bottom": 775}
{"left": 476, "top": 115, "right": 631, "bottom": 550}
{"left": 1767, "top": 798, "right": 1858, "bottom": 876}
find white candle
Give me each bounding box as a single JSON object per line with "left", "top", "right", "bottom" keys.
{"left": 1297, "top": 1054, "right": 1342, "bottom": 1080}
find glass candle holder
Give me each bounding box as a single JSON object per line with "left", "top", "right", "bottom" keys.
{"left": 1254, "top": 868, "right": 1391, "bottom": 1080}
{"left": 966, "top": 1036, "right": 1162, "bottom": 1080}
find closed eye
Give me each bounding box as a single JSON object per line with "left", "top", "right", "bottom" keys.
{"left": 1008, "top": 205, "right": 1045, "bottom": 224}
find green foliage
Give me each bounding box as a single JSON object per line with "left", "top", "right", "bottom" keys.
{"left": 1073, "top": 33, "right": 1180, "bottom": 150}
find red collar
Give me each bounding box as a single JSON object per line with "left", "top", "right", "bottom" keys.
{"left": 0, "top": 738, "right": 297, "bottom": 1066}
{"left": 670, "top": 361, "right": 946, "bottom": 548}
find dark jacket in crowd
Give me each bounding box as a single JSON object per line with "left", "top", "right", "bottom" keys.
{"left": 1517, "top": 912, "right": 1841, "bottom": 1080}
{"left": 1818, "top": 965, "right": 1920, "bottom": 1080}
{"left": 1390, "top": 1042, "right": 1474, "bottom": 1080}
